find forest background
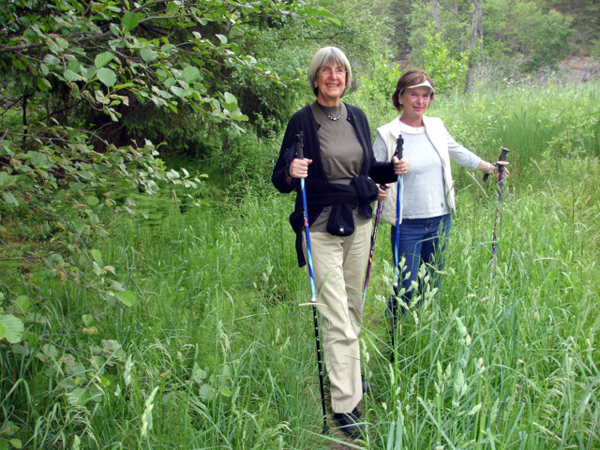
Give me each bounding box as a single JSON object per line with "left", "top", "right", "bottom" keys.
{"left": 1, "top": 0, "right": 599, "bottom": 449}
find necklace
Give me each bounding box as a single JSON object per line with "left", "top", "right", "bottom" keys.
{"left": 317, "top": 102, "right": 341, "bottom": 121}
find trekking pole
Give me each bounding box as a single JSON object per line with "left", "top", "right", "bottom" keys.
{"left": 294, "top": 131, "right": 328, "bottom": 435}
{"left": 362, "top": 185, "right": 387, "bottom": 311}
{"left": 391, "top": 135, "right": 404, "bottom": 363}
{"left": 484, "top": 147, "right": 510, "bottom": 264}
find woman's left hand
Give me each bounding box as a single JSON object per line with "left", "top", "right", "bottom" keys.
{"left": 377, "top": 184, "right": 389, "bottom": 201}
{"left": 392, "top": 156, "right": 409, "bottom": 175}
{"left": 495, "top": 161, "right": 510, "bottom": 178}
{"left": 481, "top": 160, "right": 510, "bottom": 178}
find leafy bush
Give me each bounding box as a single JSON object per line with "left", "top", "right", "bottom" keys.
{"left": 422, "top": 33, "right": 468, "bottom": 94}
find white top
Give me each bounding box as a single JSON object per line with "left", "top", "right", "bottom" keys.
{"left": 392, "top": 121, "right": 448, "bottom": 219}
{"left": 373, "top": 115, "right": 481, "bottom": 224}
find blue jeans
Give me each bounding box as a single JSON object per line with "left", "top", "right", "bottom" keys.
{"left": 387, "top": 214, "right": 451, "bottom": 320}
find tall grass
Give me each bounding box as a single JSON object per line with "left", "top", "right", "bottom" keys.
{"left": 2, "top": 82, "right": 599, "bottom": 449}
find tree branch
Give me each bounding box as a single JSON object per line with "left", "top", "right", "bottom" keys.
{"left": 0, "top": 31, "right": 113, "bottom": 55}
{"left": 0, "top": 0, "right": 174, "bottom": 55}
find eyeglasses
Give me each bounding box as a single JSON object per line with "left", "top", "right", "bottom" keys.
{"left": 317, "top": 67, "right": 347, "bottom": 76}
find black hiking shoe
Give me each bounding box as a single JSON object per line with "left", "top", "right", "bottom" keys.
{"left": 333, "top": 408, "right": 365, "bottom": 439}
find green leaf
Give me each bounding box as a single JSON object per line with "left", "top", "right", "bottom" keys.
{"left": 116, "top": 291, "right": 136, "bottom": 307}
{"left": 121, "top": 12, "right": 141, "bottom": 31}
{"left": 170, "top": 86, "right": 186, "bottom": 98}
{"left": 199, "top": 384, "right": 214, "bottom": 401}
{"left": 166, "top": 2, "right": 179, "bottom": 16}
{"left": 82, "top": 314, "right": 93, "bottom": 327}
{"left": 55, "top": 37, "right": 69, "bottom": 50}
{"left": 64, "top": 69, "right": 84, "bottom": 82}
{"left": 94, "top": 90, "right": 110, "bottom": 105}
{"left": 9, "top": 439, "right": 22, "bottom": 449}
{"left": 12, "top": 59, "right": 26, "bottom": 70}
{"left": 43, "top": 54, "right": 59, "bottom": 66}
{"left": 2, "top": 192, "right": 19, "bottom": 206}
{"left": 220, "top": 387, "right": 232, "bottom": 398}
{"left": 27, "top": 151, "right": 52, "bottom": 168}
{"left": 82, "top": 66, "right": 96, "bottom": 80}
{"left": 0, "top": 314, "right": 24, "bottom": 344}
{"left": 42, "top": 343, "right": 60, "bottom": 359}
{"left": 97, "top": 68, "right": 117, "bottom": 87}
{"left": 0, "top": 172, "right": 15, "bottom": 188}
{"left": 222, "top": 92, "right": 239, "bottom": 112}
{"left": 37, "top": 78, "right": 52, "bottom": 91}
{"left": 95, "top": 52, "right": 115, "bottom": 69}
{"left": 232, "top": 112, "right": 249, "bottom": 122}
{"left": 91, "top": 249, "right": 103, "bottom": 264}
{"left": 69, "top": 182, "right": 86, "bottom": 192}
{"left": 182, "top": 66, "right": 200, "bottom": 83}
{"left": 140, "top": 47, "right": 157, "bottom": 63}
{"left": 67, "top": 387, "right": 89, "bottom": 406}
{"left": 87, "top": 196, "right": 100, "bottom": 206}
{"left": 15, "top": 296, "right": 30, "bottom": 314}
{"left": 192, "top": 366, "right": 206, "bottom": 383}
{"left": 223, "top": 92, "right": 237, "bottom": 105}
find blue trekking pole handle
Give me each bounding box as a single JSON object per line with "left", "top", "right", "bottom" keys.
{"left": 295, "top": 131, "right": 328, "bottom": 434}
{"left": 391, "top": 134, "right": 403, "bottom": 362}
{"left": 296, "top": 133, "right": 318, "bottom": 304}
{"left": 392, "top": 135, "right": 404, "bottom": 295}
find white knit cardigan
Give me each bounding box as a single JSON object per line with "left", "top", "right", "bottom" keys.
{"left": 375, "top": 115, "right": 481, "bottom": 225}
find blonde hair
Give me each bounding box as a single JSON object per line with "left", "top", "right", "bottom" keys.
{"left": 307, "top": 46, "right": 352, "bottom": 97}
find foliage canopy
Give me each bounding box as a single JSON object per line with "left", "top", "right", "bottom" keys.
{"left": 0, "top": 0, "right": 340, "bottom": 340}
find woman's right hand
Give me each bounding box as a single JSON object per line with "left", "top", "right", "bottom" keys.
{"left": 288, "top": 158, "right": 313, "bottom": 178}
{"left": 392, "top": 156, "right": 409, "bottom": 175}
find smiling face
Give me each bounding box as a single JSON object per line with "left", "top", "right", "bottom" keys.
{"left": 315, "top": 63, "right": 347, "bottom": 106}
{"left": 398, "top": 86, "right": 432, "bottom": 124}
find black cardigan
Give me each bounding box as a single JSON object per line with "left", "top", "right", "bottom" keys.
{"left": 272, "top": 102, "right": 397, "bottom": 267}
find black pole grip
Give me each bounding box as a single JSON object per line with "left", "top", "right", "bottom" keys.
{"left": 497, "top": 147, "right": 510, "bottom": 173}
{"left": 294, "top": 131, "right": 304, "bottom": 160}
{"left": 483, "top": 147, "right": 510, "bottom": 182}
{"left": 394, "top": 134, "right": 404, "bottom": 159}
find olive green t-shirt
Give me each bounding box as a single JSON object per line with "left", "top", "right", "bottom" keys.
{"left": 309, "top": 102, "right": 370, "bottom": 232}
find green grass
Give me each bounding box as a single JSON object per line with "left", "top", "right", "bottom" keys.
{"left": 2, "top": 82, "right": 600, "bottom": 449}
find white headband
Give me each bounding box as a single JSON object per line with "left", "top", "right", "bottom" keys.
{"left": 400, "top": 80, "right": 435, "bottom": 94}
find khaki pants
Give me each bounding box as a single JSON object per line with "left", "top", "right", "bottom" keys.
{"left": 303, "top": 220, "right": 371, "bottom": 413}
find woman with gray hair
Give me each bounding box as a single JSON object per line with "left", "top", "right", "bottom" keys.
{"left": 272, "top": 46, "right": 407, "bottom": 438}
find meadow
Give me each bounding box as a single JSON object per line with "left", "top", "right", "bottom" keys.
{"left": 2, "top": 79, "right": 599, "bottom": 449}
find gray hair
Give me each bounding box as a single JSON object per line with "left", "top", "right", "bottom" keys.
{"left": 307, "top": 46, "right": 352, "bottom": 97}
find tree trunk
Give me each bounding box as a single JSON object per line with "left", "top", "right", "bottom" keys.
{"left": 431, "top": 0, "right": 442, "bottom": 34}
{"left": 469, "top": 0, "right": 482, "bottom": 52}
{"left": 451, "top": 0, "right": 465, "bottom": 51}
{"left": 466, "top": 0, "right": 483, "bottom": 93}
